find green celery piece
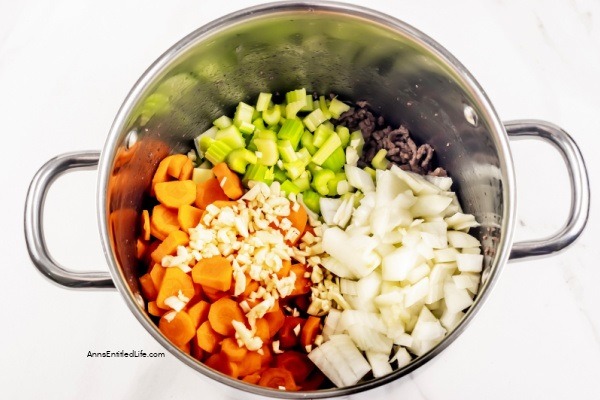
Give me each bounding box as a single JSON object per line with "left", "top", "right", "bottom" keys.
{"left": 311, "top": 168, "right": 336, "bottom": 196}
{"left": 303, "top": 108, "right": 328, "bottom": 132}
{"left": 371, "top": 148, "right": 390, "bottom": 170}
{"left": 233, "top": 102, "right": 255, "bottom": 127}
{"left": 213, "top": 115, "right": 232, "bottom": 129}
{"left": 256, "top": 92, "right": 272, "bottom": 112}
{"left": 243, "top": 163, "right": 268, "bottom": 185}
{"left": 336, "top": 125, "right": 350, "bottom": 148}
{"left": 327, "top": 172, "right": 347, "bottom": 196}
{"left": 319, "top": 95, "right": 332, "bottom": 119}
{"left": 300, "top": 130, "right": 318, "bottom": 155}
{"left": 194, "top": 126, "right": 218, "bottom": 157}
{"left": 285, "top": 101, "right": 305, "bottom": 119}
{"left": 277, "top": 118, "right": 304, "bottom": 149}
{"left": 292, "top": 170, "right": 311, "bottom": 192}
{"left": 205, "top": 141, "right": 233, "bottom": 165}
{"left": 349, "top": 130, "right": 365, "bottom": 153}
{"left": 363, "top": 166, "right": 376, "bottom": 179}
{"left": 286, "top": 88, "right": 307, "bottom": 104}
{"left": 215, "top": 125, "right": 245, "bottom": 149}
{"left": 321, "top": 146, "right": 346, "bottom": 172}
{"left": 281, "top": 180, "right": 301, "bottom": 195}
{"left": 302, "top": 190, "right": 321, "bottom": 214}
{"left": 273, "top": 165, "right": 288, "bottom": 183}
{"left": 329, "top": 97, "right": 351, "bottom": 118}
{"left": 277, "top": 140, "right": 298, "bottom": 163}
{"left": 300, "top": 95, "right": 314, "bottom": 112}
{"left": 282, "top": 160, "right": 306, "bottom": 180}
{"left": 262, "top": 104, "right": 282, "bottom": 126}
{"left": 307, "top": 162, "right": 323, "bottom": 176}
{"left": 252, "top": 118, "right": 266, "bottom": 131}
{"left": 227, "top": 148, "right": 258, "bottom": 174}
{"left": 239, "top": 121, "right": 255, "bottom": 136}
{"left": 254, "top": 129, "right": 278, "bottom": 141}
{"left": 296, "top": 148, "right": 311, "bottom": 166}
{"left": 313, "top": 124, "right": 334, "bottom": 148}
{"left": 254, "top": 138, "right": 279, "bottom": 166}
{"left": 312, "top": 133, "right": 342, "bottom": 165}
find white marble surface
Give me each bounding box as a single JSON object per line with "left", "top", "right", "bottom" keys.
{"left": 2, "top": 0, "right": 599, "bottom": 399}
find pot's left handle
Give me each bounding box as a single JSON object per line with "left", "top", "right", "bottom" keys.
{"left": 24, "top": 151, "right": 115, "bottom": 289}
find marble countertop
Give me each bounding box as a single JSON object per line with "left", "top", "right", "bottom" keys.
{"left": 2, "top": 0, "right": 598, "bottom": 399}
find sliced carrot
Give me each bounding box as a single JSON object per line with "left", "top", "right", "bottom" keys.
{"left": 221, "top": 337, "right": 247, "bottom": 362}
{"left": 275, "top": 351, "right": 315, "bottom": 384}
{"left": 177, "top": 204, "right": 203, "bottom": 231}
{"left": 167, "top": 154, "right": 189, "bottom": 179}
{"left": 260, "top": 344, "right": 273, "bottom": 367}
{"left": 255, "top": 318, "right": 271, "bottom": 343}
{"left": 151, "top": 156, "right": 171, "bottom": 196}
{"left": 150, "top": 223, "right": 167, "bottom": 241}
{"left": 158, "top": 310, "right": 196, "bottom": 347}
{"left": 178, "top": 341, "right": 191, "bottom": 355}
{"left": 239, "top": 276, "right": 259, "bottom": 300}
{"left": 268, "top": 299, "right": 280, "bottom": 313}
{"left": 151, "top": 230, "right": 189, "bottom": 264}
{"left": 179, "top": 158, "right": 194, "bottom": 181}
{"left": 190, "top": 339, "right": 204, "bottom": 361}
{"left": 293, "top": 295, "right": 310, "bottom": 313}
{"left": 264, "top": 308, "right": 285, "bottom": 338}
{"left": 290, "top": 264, "right": 311, "bottom": 296}
{"left": 286, "top": 204, "right": 308, "bottom": 243}
{"left": 149, "top": 263, "right": 166, "bottom": 290}
{"left": 155, "top": 180, "right": 196, "bottom": 209}
{"left": 300, "top": 316, "right": 321, "bottom": 349}
{"left": 210, "top": 200, "right": 239, "bottom": 208}
{"left": 258, "top": 368, "right": 298, "bottom": 391}
{"left": 276, "top": 259, "right": 292, "bottom": 279}
{"left": 156, "top": 267, "right": 195, "bottom": 309}
{"left": 237, "top": 351, "right": 262, "bottom": 377}
{"left": 202, "top": 285, "right": 228, "bottom": 302}
{"left": 196, "top": 320, "right": 223, "bottom": 354}
{"left": 206, "top": 353, "right": 239, "bottom": 379}
{"left": 192, "top": 256, "right": 233, "bottom": 292}
{"left": 188, "top": 300, "right": 210, "bottom": 329}
{"left": 141, "top": 210, "right": 151, "bottom": 241}
{"left": 278, "top": 316, "right": 305, "bottom": 350}
{"left": 195, "top": 177, "right": 229, "bottom": 209}
{"left": 151, "top": 204, "right": 180, "bottom": 237}
{"left": 136, "top": 238, "right": 148, "bottom": 260}
{"left": 242, "top": 373, "right": 262, "bottom": 384}
{"left": 139, "top": 273, "right": 157, "bottom": 301}
{"left": 148, "top": 301, "right": 165, "bottom": 317}
{"left": 208, "top": 297, "right": 245, "bottom": 336}
{"left": 212, "top": 162, "right": 244, "bottom": 200}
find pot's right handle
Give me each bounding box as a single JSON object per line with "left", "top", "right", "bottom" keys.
{"left": 505, "top": 120, "right": 590, "bottom": 260}
{"left": 24, "top": 151, "right": 115, "bottom": 289}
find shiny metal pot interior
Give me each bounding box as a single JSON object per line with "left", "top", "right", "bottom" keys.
{"left": 25, "top": 1, "right": 589, "bottom": 398}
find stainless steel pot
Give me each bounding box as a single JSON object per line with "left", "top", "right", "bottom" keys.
{"left": 24, "top": 2, "right": 590, "bottom": 398}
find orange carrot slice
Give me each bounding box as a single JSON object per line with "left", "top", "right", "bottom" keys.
{"left": 139, "top": 273, "right": 157, "bottom": 301}
{"left": 300, "top": 316, "right": 321, "bottom": 349}
{"left": 188, "top": 300, "right": 210, "bottom": 329}
{"left": 207, "top": 297, "right": 245, "bottom": 336}
{"left": 141, "top": 209, "right": 151, "bottom": 241}
{"left": 258, "top": 368, "right": 298, "bottom": 391}
{"left": 191, "top": 256, "right": 233, "bottom": 292}
{"left": 196, "top": 320, "right": 223, "bottom": 353}
{"left": 177, "top": 204, "right": 203, "bottom": 231}
{"left": 158, "top": 310, "right": 196, "bottom": 347}
{"left": 195, "top": 177, "right": 229, "bottom": 209}
{"left": 151, "top": 230, "right": 189, "bottom": 264}
{"left": 212, "top": 162, "right": 244, "bottom": 200}
{"left": 275, "top": 351, "right": 314, "bottom": 384}
{"left": 156, "top": 267, "right": 195, "bottom": 309}
{"left": 221, "top": 337, "right": 247, "bottom": 362}
{"left": 151, "top": 204, "right": 180, "bottom": 237}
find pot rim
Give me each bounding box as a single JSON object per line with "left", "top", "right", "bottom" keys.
{"left": 97, "top": 1, "right": 516, "bottom": 398}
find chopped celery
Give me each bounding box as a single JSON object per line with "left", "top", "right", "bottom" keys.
{"left": 281, "top": 180, "right": 301, "bottom": 195}
{"left": 239, "top": 121, "right": 255, "bottom": 136}
{"left": 303, "top": 108, "right": 328, "bottom": 132}
{"left": 283, "top": 160, "right": 306, "bottom": 180}
{"left": 285, "top": 101, "right": 305, "bottom": 119}
{"left": 213, "top": 115, "right": 232, "bottom": 129}
{"left": 300, "top": 95, "right": 314, "bottom": 111}
{"left": 263, "top": 105, "right": 282, "bottom": 126}
{"left": 319, "top": 95, "right": 332, "bottom": 119}
{"left": 327, "top": 172, "right": 348, "bottom": 196}
{"left": 256, "top": 92, "right": 272, "bottom": 112}
{"left": 371, "top": 148, "right": 390, "bottom": 170}
{"left": 227, "top": 148, "right": 258, "bottom": 174}
{"left": 254, "top": 138, "right": 279, "bottom": 166}
{"left": 252, "top": 118, "right": 266, "bottom": 131}
{"left": 243, "top": 163, "right": 273, "bottom": 185}
{"left": 300, "top": 130, "right": 318, "bottom": 155}
{"left": 313, "top": 124, "right": 334, "bottom": 148}
{"left": 302, "top": 190, "right": 321, "bottom": 214}
{"left": 215, "top": 125, "right": 245, "bottom": 149}
{"left": 312, "top": 133, "right": 342, "bottom": 165}
{"left": 329, "top": 97, "right": 351, "bottom": 118}
{"left": 292, "top": 171, "right": 311, "bottom": 192}
{"left": 312, "top": 168, "right": 336, "bottom": 196}
{"left": 307, "top": 162, "right": 323, "bottom": 176}
{"left": 336, "top": 125, "right": 350, "bottom": 148}
{"left": 233, "top": 102, "right": 255, "bottom": 127}
{"left": 277, "top": 119, "right": 304, "bottom": 149}
{"left": 363, "top": 166, "right": 376, "bottom": 180}
{"left": 253, "top": 129, "right": 278, "bottom": 141}
{"left": 321, "top": 146, "right": 346, "bottom": 172}
{"left": 195, "top": 126, "right": 218, "bottom": 157}
{"left": 349, "top": 130, "right": 365, "bottom": 153}
{"left": 296, "top": 148, "right": 312, "bottom": 166}
{"left": 273, "top": 165, "right": 288, "bottom": 183}
{"left": 286, "top": 88, "right": 307, "bottom": 104}
{"left": 205, "top": 141, "right": 233, "bottom": 165}
{"left": 192, "top": 167, "right": 214, "bottom": 184}
{"left": 277, "top": 140, "right": 298, "bottom": 163}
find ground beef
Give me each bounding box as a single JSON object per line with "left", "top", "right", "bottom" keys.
{"left": 335, "top": 101, "right": 446, "bottom": 176}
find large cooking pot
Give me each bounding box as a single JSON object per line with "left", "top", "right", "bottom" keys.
{"left": 24, "top": 2, "right": 590, "bottom": 398}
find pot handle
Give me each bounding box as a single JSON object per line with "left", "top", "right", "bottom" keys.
{"left": 24, "top": 151, "right": 115, "bottom": 289}
{"left": 505, "top": 120, "right": 590, "bottom": 260}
